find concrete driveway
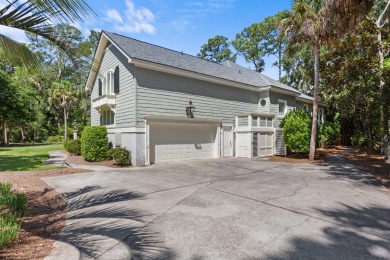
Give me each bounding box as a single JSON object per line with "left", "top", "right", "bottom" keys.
{"left": 42, "top": 156, "right": 390, "bottom": 260}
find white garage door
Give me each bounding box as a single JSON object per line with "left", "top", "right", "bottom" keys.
{"left": 150, "top": 123, "right": 218, "bottom": 163}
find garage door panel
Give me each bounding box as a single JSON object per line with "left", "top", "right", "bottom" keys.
{"left": 150, "top": 123, "right": 217, "bottom": 163}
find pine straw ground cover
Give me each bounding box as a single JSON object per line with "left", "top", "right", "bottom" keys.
{"left": 0, "top": 168, "right": 90, "bottom": 259}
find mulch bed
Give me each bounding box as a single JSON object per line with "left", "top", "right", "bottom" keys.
{"left": 65, "top": 153, "right": 132, "bottom": 168}
{"left": 270, "top": 146, "right": 390, "bottom": 191}
{"left": 0, "top": 168, "right": 91, "bottom": 259}
{"left": 269, "top": 151, "right": 327, "bottom": 163}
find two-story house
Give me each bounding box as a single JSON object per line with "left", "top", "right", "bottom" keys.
{"left": 86, "top": 31, "right": 323, "bottom": 166}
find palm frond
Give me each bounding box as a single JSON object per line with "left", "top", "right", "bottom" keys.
{"left": 0, "top": 33, "right": 40, "bottom": 69}
{"left": 10, "top": 0, "right": 95, "bottom": 23}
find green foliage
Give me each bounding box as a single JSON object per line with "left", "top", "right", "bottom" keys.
{"left": 318, "top": 121, "right": 340, "bottom": 147}
{"left": 64, "top": 139, "right": 81, "bottom": 155}
{"left": 351, "top": 133, "right": 367, "bottom": 148}
{"left": 47, "top": 135, "right": 63, "bottom": 143}
{"left": 110, "top": 147, "right": 131, "bottom": 166}
{"left": 0, "top": 182, "right": 29, "bottom": 249}
{"left": 280, "top": 109, "right": 312, "bottom": 153}
{"left": 0, "top": 213, "right": 21, "bottom": 249}
{"left": 81, "top": 126, "right": 109, "bottom": 162}
{"left": 0, "top": 183, "right": 11, "bottom": 195}
{"left": 197, "top": 35, "right": 237, "bottom": 63}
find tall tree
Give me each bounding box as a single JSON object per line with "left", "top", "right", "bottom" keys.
{"left": 197, "top": 35, "right": 237, "bottom": 63}
{"left": 325, "top": 0, "right": 390, "bottom": 159}
{"left": 232, "top": 23, "right": 267, "bottom": 72}
{"left": 0, "top": 0, "right": 94, "bottom": 69}
{"left": 261, "top": 11, "right": 290, "bottom": 79}
{"left": 282, "top": 0, "right": 334, "bottom": 160}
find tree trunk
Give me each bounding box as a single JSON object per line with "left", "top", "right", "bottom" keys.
{"left": 2, "top": 118, "right": 8, "bottom": 145}
{"left": 377, "top": 26, "right": 389, "bottom": 160}
{"left": 64, "top": 107, "right": 67, "bottom": 140}
{"left": 278, "top": 50, "right": 282, "bottom": 80}
{"left": 309, "top": 44, "right": 320, "bottom": 161}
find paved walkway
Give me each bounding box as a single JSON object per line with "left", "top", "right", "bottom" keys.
{"left": 42, "top": 157, "right": 390, "bottom": 260}
{"left": 44, "top": 150, "right": 115, "bottom": 171}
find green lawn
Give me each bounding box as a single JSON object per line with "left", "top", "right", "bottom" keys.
{"left": 0, "top": 144, "right": 64, "bottom": 171}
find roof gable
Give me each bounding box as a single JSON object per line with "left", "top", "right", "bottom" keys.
{"left": 87, "top": 30, "right": 303, "bottom": 97}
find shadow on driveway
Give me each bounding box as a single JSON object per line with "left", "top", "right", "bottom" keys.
{"left": 52, "top": 186, "right": 176, "bottom": 259}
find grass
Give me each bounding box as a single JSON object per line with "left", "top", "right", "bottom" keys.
{"left": 0, "top": 144, "right": 63, "bottom": 171}
{"left": 0, "top": 182, "right": 29, "bottom": 249}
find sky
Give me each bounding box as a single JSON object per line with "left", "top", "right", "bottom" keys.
{"left": 2, "top": 0, "right": 293, "bottom": 80}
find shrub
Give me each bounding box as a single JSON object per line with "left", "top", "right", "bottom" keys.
{"left": 0, "top": 213, "right": 21, "bottom": 248}
{"left": 64, "top": 139, "right": 81, "bottom": 155}
{"left": 0, "top": 182, "right": 29, "bottom": 249}
{"left": 63, "top": 139, "right": 71, "bottom": 151}
{"left": 351, "top": 133, "right": 367, "bottom": 148}
{"left": 318, "top": 121, "right": 340, "bottom": 148}
{"left": 111, "top": 147, "right": 131, "bottom": 166}
{"left": 47, "top": 135, "right": 63, "bottom": 143}
{"left": 81, "top": 126, "right": 109, "bottom": 162}
{"left": 280, "top": 109, "right": 312, "bottom": 153}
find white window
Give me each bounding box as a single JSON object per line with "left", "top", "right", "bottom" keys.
{"left": 303, "top": 104, "right": 309, "bottom": 112}
{"left": 103, "top": 71, "right": 114, "bottom": 95}
{"left": 101, "top": 110, "right": 115, "bottom": 125}
{"left": 278, "top": 100, "right": 287, "bottom": 117}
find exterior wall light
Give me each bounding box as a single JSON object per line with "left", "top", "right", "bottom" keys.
{"left": 186, "top": 100, "right": 195, "bottom": 118}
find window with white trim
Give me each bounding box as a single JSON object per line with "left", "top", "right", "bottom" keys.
{"left": 101, "top": 110, "right": 115, "bottom": 125}
{"left": 103, "top": 71, "right": 114, "bottom": 95}
{"left": 278, "top": 100, "right": 287, "bottom": 117}
{"left": 303, "top": 104, "right": 309, "bottom": 112}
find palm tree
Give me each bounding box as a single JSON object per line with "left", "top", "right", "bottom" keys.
{"left": 282, "top": 0, "right": 334, "bottom": 160}
{"left": 48, "top": 80, "right": 79, "bottom": 140}
{"left": 0, "top": 0, "right": 94, "bottom": 69}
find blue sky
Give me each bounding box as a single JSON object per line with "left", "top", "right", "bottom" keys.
{"left": 3, "top": 0, "right": 293, "bottom": 80}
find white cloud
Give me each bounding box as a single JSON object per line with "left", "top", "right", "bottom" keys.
{"left": 107, "top": 9, "right": 123, "bottom": 23}
{"left": 0, "top": 26, "right": 29, "bottom": 43}
{"left": 105, "top": 0, "right": 156, "bottom": 34}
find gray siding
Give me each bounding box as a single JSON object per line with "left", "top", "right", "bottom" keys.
{"left": 90, "top": 45, "right": 136, "bottom": 127}
{"left": 296, "top": 101, "right": 312, "bottom": 111}
{"left": 269, "top": 91, "right": 297, "bottom": 128}
{"left": 258, "top": 91, "right": 270, "bottom": 114}
{"left": 136, "top": 68, "right": 260, "bottom": 125}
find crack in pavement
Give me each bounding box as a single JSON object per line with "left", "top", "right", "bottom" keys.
{"left": 263, "top": 176, "right": 309, "bottom": 203}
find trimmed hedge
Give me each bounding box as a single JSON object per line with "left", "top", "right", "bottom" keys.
{"left": 110, "top": 147, "right": 131, "bottom": 166}
{"left": 280, "top": 109, "right": 312, "bottom": 153}
{"left": 64, "top": 139, "right": 81, "bottom": 155}
{"left": 81, "top": 126, "right": 109, "bottom": 162}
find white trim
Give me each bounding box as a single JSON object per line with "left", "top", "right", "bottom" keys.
{"left": 144, "top": 115, "right": 221, "bottom": 125}
{"left": 86, "top": 33, "right": 132, "bottom": 90}
{"left": 106, "top": 127, "right": 146, "bottom": 133}
{"left": 145, "top": 123, "right": 150, "bottom": 166}
{"left": 278, "top": 99, "right": 287, "bottom": 118}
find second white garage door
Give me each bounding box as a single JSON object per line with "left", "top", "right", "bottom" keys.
{"left": 150, "top": 123, "right": 218, "bottom": 163}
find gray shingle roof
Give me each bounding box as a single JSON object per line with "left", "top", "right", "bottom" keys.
{"left": 103, "top": 30, "right": 301, "bottom": 94}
